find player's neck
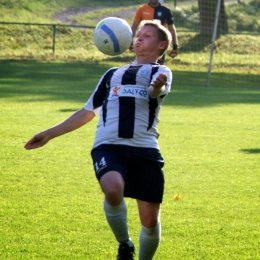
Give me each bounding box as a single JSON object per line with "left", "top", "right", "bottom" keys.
{"left": 133, "top": 56, "right": 158, "bottom": 65}
{"left": 149, "top": 2, "right": 160, "bottom": 8}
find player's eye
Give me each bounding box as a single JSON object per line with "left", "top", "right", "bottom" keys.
{"left": 137, "top": 33, "right": 150, "bottom": 38}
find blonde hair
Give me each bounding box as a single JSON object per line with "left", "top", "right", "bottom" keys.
{"left": 139, "top": 19, "right": 172, "bottom": 56}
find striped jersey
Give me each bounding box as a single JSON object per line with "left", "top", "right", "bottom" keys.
{"left": 84, "top": 63, "right": 172, "bottom": 149}
{"left": 133, "top": 3, "right": 174, "bottom": 27}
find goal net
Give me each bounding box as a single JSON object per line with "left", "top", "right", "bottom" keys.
{"left": 169, "top": 0, "right": 260, "bottom": 88}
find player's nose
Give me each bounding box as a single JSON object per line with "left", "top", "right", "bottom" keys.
{"left": 137, "top": 35, "right": 143, "bottom": 41}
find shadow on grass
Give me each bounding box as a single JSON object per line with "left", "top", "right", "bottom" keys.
{"left": 180, "top": 33, "right": 212, "bottom": 52}
{"left": 240, "top": 148, "right": 260, "bottom": 154}
{"left": 60, "top": 108, "right": 79, "bottom": 112}
{"left": 0, "top": 60, "right": 260, "bottom": 108}
{"left": 0, "top": 59, "right": 112, "bottom": 104}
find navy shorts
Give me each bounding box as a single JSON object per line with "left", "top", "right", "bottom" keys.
{"left": 91, "top": 144, "right": 165, "bottom": 203}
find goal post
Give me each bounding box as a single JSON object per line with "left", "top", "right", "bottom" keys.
{"left": 206, "top": 0, "right": 222, "bottom": 87}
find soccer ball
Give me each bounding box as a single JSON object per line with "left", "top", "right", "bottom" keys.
{"left": 94, "top": 17, "right": 133, "bottom": 56}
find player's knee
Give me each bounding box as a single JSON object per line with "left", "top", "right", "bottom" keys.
{"left": 104, "top": 184, "right": 124, "bottom": 205}
{"left": 100, "top": 171, "right": 124, "bottom": 204}
{"left": 141, "top": 222, "right": 161, "bottom": 238}
{"left": 142, "top": 215, "right": 159, "bottom": 228}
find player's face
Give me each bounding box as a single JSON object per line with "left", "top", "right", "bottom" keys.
{"left": 149, "top": 0, "right": 160, "bottom": 7}
{"left": 134, "top": 25, "right": 166, "bottom": 57}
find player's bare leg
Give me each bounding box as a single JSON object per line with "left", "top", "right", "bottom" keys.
{"left": 137, "top": 200, "right": 161, "bottom": 260}
{"left": 100, "top": 171, "right": 135, "bottom": 259}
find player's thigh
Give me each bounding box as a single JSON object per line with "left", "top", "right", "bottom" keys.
{"left": 91, "top": 144, "right": 127, "bottom": 181}
{"left": 100, "top": 171, "right": 125, "bottom": 197}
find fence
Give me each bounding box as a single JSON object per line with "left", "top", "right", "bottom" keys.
{"left": 0, "top": 21, "right": 94, "bottom": 54}
{"left": 0, "top": 0, "right": 260, "bottom": 88}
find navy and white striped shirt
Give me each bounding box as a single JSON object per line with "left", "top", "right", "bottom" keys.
{"left": 84, "top": 63, "right": 172, "bottom": 149}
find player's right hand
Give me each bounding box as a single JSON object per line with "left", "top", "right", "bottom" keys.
{"left": 24, "top": 132, "right": 50, "bottom": 150}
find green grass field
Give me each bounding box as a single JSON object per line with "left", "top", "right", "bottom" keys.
{"left": 0, "top": 60, "right": 259, "bottom": 259}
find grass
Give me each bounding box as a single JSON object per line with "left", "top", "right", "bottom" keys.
{"left": 70, "top": 6, "right": 138, "bottom": 26}
{"left": 0, "top": 0, "right": 145, "bottom": 23}
{"left": 0, "top": 60, "right": 260, "bottom": 259}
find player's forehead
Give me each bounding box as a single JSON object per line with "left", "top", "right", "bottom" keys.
{"left": 137, "top": 25, "right": 157, "bottom": 35}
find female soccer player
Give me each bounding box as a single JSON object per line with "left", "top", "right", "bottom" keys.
{"left": 25, "top": 19, "right": 172, "bottom": 260}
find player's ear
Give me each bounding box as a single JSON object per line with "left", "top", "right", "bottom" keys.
{"left": 159, "top": 41, "right": 168, "bottom": 50}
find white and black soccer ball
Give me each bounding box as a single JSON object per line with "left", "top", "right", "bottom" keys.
{"left": 94, "top": 17, "right": 133, "bottom": 56}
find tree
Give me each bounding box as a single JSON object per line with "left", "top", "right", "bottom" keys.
{"left": 198, "top": 0, "right": 228, "bottom": 34}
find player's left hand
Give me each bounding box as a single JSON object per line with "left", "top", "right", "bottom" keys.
{"left": 168, "top": 44, "right": 178, "bottom": 58}
{"left": 150, "top": 73, "right": 167, "bottom": 89}
{"left": 129, "top": 43, "right": 134, "bottom": 52}
{"left": 168, "top": 49, "right": 178, "bottom": 58}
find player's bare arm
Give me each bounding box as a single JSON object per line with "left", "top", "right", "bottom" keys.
{"left": 131, "top": 21, "right": 139, "bottom": 38}
{"left": 168, "top": 24, "right": 178, "bottom": 46}
{"left": 168, "top": 24, "right": 178, "bottom": 58}
{"left": 24, "top": 108, "right": 95, "bottom": 150}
